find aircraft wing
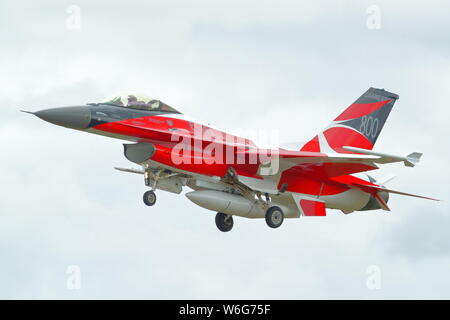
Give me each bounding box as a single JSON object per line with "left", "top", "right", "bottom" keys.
{"left": 245, "top": 148, "right": 422, "bottom": 166}
{"left": 239, "top": 147, "right": 423, "bottom": 179}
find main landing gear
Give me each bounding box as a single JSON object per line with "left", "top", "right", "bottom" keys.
{"left": 214, "top": 206, "right": 284, "bottom": 232}
{"left": 143, "top": 190, "right": 157, "bottom": 206}
{"left": 258, "top": 193, "right": 284, "bottom": 229}
{"left": 265, "top": 206, "right": 284, "bottom": 228}
{"left": 215, "top": 212, "right": 234, "bottom": 232}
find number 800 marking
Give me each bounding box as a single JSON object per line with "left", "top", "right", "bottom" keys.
{"left": 359, "top": 116, "right": 379, "bottom": 139}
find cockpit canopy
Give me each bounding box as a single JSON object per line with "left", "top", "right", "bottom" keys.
{"left": 98, "top": 94, "right": 181, "bottom": 113}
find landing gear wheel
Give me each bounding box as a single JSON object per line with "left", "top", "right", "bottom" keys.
{"left": 265, "top": 206, "right": 284, "bottom": 228}
{"left": 143, "top": 190, "right": 157, "bottom": 206}
{"left": 215, "top": 212, "right": 233, "bottom": 232}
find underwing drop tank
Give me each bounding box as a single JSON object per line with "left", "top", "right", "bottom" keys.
{"left": 185, "top": 190, "right": 266, "bottom": 218}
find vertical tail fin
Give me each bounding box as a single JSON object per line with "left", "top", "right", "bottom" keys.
{"left": 301, "top": 87, "right": 399, "bottom": 153}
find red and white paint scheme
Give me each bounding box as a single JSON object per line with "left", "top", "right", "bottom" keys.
{"left": 25, "top": 88, "right": 438, "bottom": 232}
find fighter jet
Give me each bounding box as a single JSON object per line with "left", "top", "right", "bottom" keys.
{"left": 24, "top": 88, "right": 438, "bottom": 232}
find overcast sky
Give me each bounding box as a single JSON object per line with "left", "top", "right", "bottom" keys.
{"left": 1, "top": 0, "right": 449, "bottom": 299}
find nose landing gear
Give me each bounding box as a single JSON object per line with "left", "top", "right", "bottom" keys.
{"left": 142, "top": 168, "right": 161, "bottom": 207}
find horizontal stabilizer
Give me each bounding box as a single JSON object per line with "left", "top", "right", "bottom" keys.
{"left": 376, "top": 186, "right": 439, "bottom": 201}
{"left": 351, "top": 182, "right": 440, "bottom": 201}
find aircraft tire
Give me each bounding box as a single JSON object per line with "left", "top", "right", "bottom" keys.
{"left": 143, "top": 190, "right": 157, "bottom": 206}
{"left": 265, "top": 206, "right": 284, "bottom": 228}
{"left": 215, "top": 212, "right": 233, "bottom": 232}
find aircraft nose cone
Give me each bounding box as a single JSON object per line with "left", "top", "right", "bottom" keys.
{"left": 34, "top": 106, "right": 91, "bottom": 129}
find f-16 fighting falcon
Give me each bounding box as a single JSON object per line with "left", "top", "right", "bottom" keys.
{"left": 23, "top": 88, "right": 438, "bottom": 232}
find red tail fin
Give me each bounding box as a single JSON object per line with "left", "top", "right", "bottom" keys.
{"left": 301, "top": 87, "right": 399, "bottom": 153}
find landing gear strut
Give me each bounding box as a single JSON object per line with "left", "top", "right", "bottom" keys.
{"left": 143, "top": 190, "right": 157, "bottom": 206}
{"left": 215, "top": 212, "right": 234, "bottom": 232}
{"left": 265, "top": 206, "right": 284, "bottom": 228}
{"left": 143, "top": 167, "right": 160, "bottom": 206}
